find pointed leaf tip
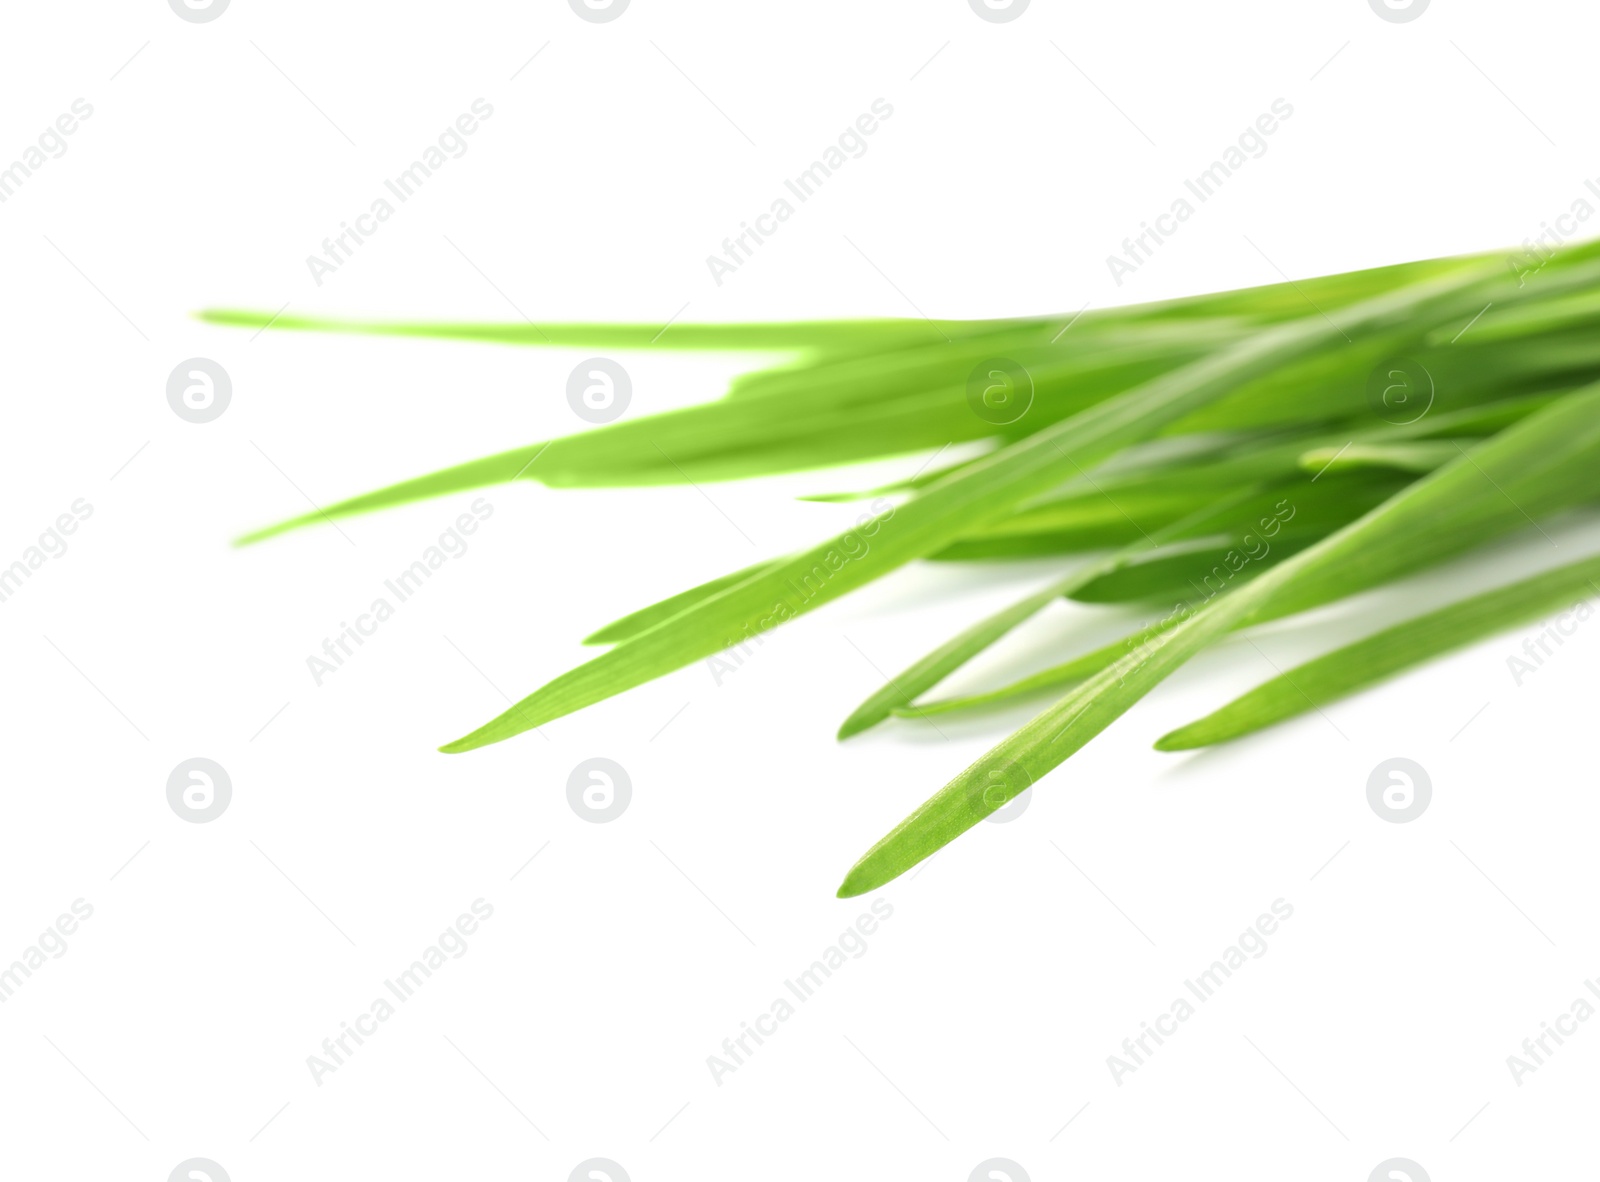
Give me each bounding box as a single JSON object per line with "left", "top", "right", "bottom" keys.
{"left": 835, "top": 863, "right": 878, "bottom": 898}
{"left": 1152, "top": 728, "right": 1204, "bottom": 752}
{"left": 835, "top": 713, "right": 877, "bottom": 741}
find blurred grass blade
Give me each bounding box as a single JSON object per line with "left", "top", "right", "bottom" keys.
{"left": 197, "top": 308, "right": 971, "bottom": 351}
{"left": 1156, "top": 553, "right": 1600, "bottom": 750}
{"left": 1297, "top": 440, "right": 1462, "bottom": 475}
{"left": 217, "top": 249, "right": 1571, "bottom": 543}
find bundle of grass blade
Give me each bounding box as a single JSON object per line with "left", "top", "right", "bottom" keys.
{"left": 837, "top": 380, "right": 1600, "bottom": 894}
{"left": 868, "top": 394, "right": 1553, "bottom": 722}
{"left": 207, "top": 239, "right": 1600, "bottom": 893}
{"left": 209, "top": 251, "right": 1500, "bottom": 537}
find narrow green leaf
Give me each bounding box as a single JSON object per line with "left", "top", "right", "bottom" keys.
{"left": 217, "top": 251, "right": 1569, "bottom": 543}
{"left": 233, "top": 443, "right": 552, "bottom": 545}
{"left": 1067, "top": 472, "right": 1410, "bottom": 605}
{"left": 1156, "top": 553, "right": 1600, "bottom": 749}
{"left": 197, "top": 308, "right": 968, "bottom": 352}
{"left": 839, "top": 480, "right": 1284, "bottom": 735}
{"left": 583, "top": 558, "right": 781, "bottom": 645}
{"left": 1296, "top": 440, "right": 1464, "bottom": 475}
{"left": 882, "top": 472, "right": 1410, "bottom": 723}
{"left": 891, "top": 619, "right": 1179, "bottom": 719}
{"left": 837, "top": 574, "right": 1091, "bottom": 739}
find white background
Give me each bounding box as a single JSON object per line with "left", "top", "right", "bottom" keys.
{"left": 2, "top": 1, "right": 1598, "bottom": 1179}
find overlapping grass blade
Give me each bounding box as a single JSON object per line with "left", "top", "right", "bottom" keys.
{"left": 1155, "top": 552, "right": 1600, "bottom": 750}
{"left": 834, "top": 489, "right": 1256, "bottom": 738}
{"left": 214, "top": 249, "right": 1569, "bottom": 544}
{"left": 841, "top": 475, "right": 1321, "bottom": 735}
{"left": 891, "top": 619, "right": 1179, "bottom": 720}
{"left": 880, "top": 472, "right": 1412, "bottom": 724}
{"left": 836, "top": 574, "right": 1091, "bottom": 738}
{"left": 230, "top": 327, "right": 1210, "bottom": 541}
{"left": 837, "top": 380, "right": 1600, "bottom": 894}
{"left": 438, "top": 256, "right": 1540, "bottom": 752}
{"left": 210, "top": 237, "right": 1600, "bottom": 899}
{"left": 1068, "top": 472, "right": 1410, "bottom": 604}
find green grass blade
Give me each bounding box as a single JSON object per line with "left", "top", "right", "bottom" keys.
{"left": 1067, "top": 472, "right": 1411, "bottom": 604}
{"left": 218, "top": 250, "right": 1577, "bottom": 543}
{"left": 891, "top": 618, "right": 1180, "bottom": 719}
{"left": 197, "top": 308, "right": 969, "bottom": 352}
{"left": 837, "top": 574, "right": 1095, "bottom": 739}
{"left": 228, "top": 245, "right": 1600, "bottom": 546}
{"left": 199, "top": 250, "right": 1481, "bottom": 355}
{"left": 440, "top": 255, "right": 1540, "bottom": 753}
{"left": 837, "top": 586, "right": 1262, "bottom": 896}
{"left": 233, "top": 443, "right": 552, "bottom": 545}
{"left": 1296, "top": 441, "right": 1463, "bottom": 475}
{"left": 230, "top": 331, "right": 1200, "bottom": 541}
{"left": 838, "top": 480, "right": 1286, "bottom": 736}
{"left": 837, "top": 380, "right": 1600, "bottom": 895}
{"left": 932, "top": 421, "right": 1471, "bottom": 562}
{"left": 799, "top": 455, "right": 988, "bottom": 502}
{"left": 884, "top": 472, "right": 1409, "bottom": 721}
{"left": 435, "top": 269, "right": 1491, "bottom": 751}
{"left": 582, "top": 558, "right": 782, "bottom": 645}
{"left": 1155, "top": 553, "right": 1600, "bottom": 750}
